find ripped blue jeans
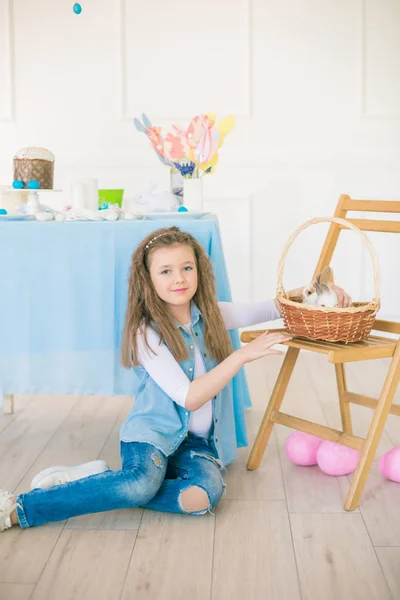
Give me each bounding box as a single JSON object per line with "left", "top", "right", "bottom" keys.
{"left": 16, "top": 433, "right": 226, "bottom": 528}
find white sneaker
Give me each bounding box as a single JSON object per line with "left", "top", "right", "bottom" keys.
{"left": 31, "top": 460, "right": 110, "bottom": 490}
{"left": 0, "top": 489, "right": 20, "bottom": 531}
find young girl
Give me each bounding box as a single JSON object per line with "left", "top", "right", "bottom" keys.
{"left": 0, "top": 226, "right": 350, "bottom": 530}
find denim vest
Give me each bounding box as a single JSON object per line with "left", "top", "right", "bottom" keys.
{"left": 119, "top": 303, "right": 239, "bottom": 466}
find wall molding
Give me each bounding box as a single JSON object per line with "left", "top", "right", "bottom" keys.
{"left": 119, "top": 0, "right": 252, "bottom": 121}
{"left": 360, "top": 0, "right": 400, "bottom": 121}
{"left": 0, "top": 0, "right": 15, "bottom": 121}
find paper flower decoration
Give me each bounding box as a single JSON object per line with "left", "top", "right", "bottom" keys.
{"left": 134, "top": 112, "right": 235, "bottom": 179}
{"left": 186, "top": 114, "right": 213, "bottom": 148}
{"left": 147, "top": 126, "right": 166, "bottom": 159}
{"left": 164, "top": 126, "right": 190, "bottom": 161}
{"left": 133, "top": 114, "right": 170, "bottom": 166}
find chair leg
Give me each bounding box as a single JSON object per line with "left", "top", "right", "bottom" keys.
{"left": 3, "top": 394, "right": 15, "bottom": 415}
{"left": 335, "top": 363, "right": 352, "bottom": 434}
{"left": 344, "top": 345, "right": 400, "bottom": 511}
{"left": 246, "top": 347, "right": 300, "bottom": 470}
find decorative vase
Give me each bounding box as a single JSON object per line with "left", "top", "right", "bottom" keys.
{"left": 183, "top": 177, "right": 203, "bottom": 212}
{"left": 170, "top": 166, "right": 184, "bottom": 203}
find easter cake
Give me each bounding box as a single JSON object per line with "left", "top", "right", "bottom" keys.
{"left": 13, "top": 147, "right": 55, "bottom": 189}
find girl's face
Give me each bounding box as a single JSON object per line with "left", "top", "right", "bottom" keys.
{"left": 149, "top": 244, "right": 198, "bottom": 310}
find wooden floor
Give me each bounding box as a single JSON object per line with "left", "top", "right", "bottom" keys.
{"left": 1, "top": 353, "right": 400, "bottom": 600}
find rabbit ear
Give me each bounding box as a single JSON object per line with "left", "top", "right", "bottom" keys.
{"left": 314, "top": 266, "right": 332, "bottom": 294}
{"left": 319, "top": 266, "right": 332, "bottom": 285}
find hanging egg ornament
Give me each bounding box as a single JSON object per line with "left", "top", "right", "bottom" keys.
{"left": 73, "top": 3, "right": 82, "bottom": 14}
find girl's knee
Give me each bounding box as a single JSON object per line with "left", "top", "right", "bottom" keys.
{"left": 124, "top": 463, "right": 165, "bottom": 506}
{"left": 126, "top": 477, "right": 162, "bottom": 506}
{"left": 179, "top": 486, "right": 209, "bottom": 513}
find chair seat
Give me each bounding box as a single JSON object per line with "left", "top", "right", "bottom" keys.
{"left": 240, "top": 329, "right": 397, "bottom": 363}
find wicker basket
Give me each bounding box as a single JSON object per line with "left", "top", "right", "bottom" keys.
{"left": 276, "top": 217, "right": 381, "bottom": 343}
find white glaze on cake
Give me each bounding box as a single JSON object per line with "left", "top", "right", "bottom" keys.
{"left": 14, "top": 147, "right": 55, "bottom": 161}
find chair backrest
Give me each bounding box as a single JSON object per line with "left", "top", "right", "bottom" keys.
{"left": 314, "top": 194, "right": 400, "bottom": 335}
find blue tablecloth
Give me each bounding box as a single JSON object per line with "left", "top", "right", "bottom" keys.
{"left": 0, "top": 216, "right": 250, "bottom": 446}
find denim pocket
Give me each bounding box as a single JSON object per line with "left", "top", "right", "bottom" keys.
{"left": 189, "top": 451, "right": 225, "bottom": 472}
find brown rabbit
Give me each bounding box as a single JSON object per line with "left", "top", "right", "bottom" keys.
{"left": 302, "top": 266, "right": 338, "bottom": 307}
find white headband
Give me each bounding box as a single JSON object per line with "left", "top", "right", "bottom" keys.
{"left": 144, "top": 232, "right": 169, "bottom": 250}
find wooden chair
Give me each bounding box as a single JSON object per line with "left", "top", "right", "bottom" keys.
{"left": 241, "top": 194, "right": 400, "bottom": 511}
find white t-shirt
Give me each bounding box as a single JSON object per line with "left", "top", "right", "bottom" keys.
{"left": 136, "top": 300, "right": 281, "bottom": 437}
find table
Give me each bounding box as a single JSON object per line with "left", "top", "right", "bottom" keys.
{"left": 0, "top": 216, "right": 250, "bottom": 447}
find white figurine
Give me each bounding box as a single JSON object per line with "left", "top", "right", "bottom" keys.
{"left": 134, "top": 181, "right": 177, "bottom": 212}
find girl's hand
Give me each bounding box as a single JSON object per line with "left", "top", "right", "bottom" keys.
{"left": 330, "top": 284, "right": 352, "bottom": 308}
{"left": 239, "top": 330, "right": 292, "bottom": 364}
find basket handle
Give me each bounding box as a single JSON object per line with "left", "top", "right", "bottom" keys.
{"left": 276, "top": 216, "right": 380, "bottom": 303}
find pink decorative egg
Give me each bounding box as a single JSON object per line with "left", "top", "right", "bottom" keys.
{"left": 316, "top": 440, "right": 360, "bottom": 476}
{"left": 378, "top": 447, "right": 400, "bottom": 483}
{"left": 285, "top": 432, "right": 323, "bottom": 466}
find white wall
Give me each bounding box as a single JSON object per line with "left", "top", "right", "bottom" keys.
{"left": 0, "top": 0, "right": 399, "bottom": 316}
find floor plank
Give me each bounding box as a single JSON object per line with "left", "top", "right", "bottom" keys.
{"left": 357, "top": 475, "right": 400, "bottom": 546}
{"left": 121, "top": 510, "right": 215, "bottom": 600}
{"left": 224, "top": 411, "right": 285, "bottom": 500}
{"left": 212, "top": 500, "right": 301, "bottom": 600}
{"left": 0, "top": 395, "right": 34, "bottom": 436}
{"left": 376, "top": 547, "right": 400, "bottom": 600}
{"left": 0, "top": 583, "right": 35, "bottom": 600}
{"left": 0, "top": 526, "right": 62, "bottom": 584}
{"left": 291, "top": 513, "right": 391, "bottom": 600}
{"left": 31, "top": 530, "right": 136, "bottom": 600}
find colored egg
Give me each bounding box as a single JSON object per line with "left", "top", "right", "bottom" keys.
{"left": 178, "top": 205, "right": 188, "bottom": 212}
{"left": 378, "top": 447, "right": 400, "bottom": 483}
{"left": 285, "top": 431, "right": 323, "bottom": 466}
{"left": 73, "top": 3, "right": 82, "bottom": 14}
{"left": 12, "top": 180, "right": 24, "bottom": 189}
{"left": 316, "top": 440, "right": 360, "bottom": 476}
{"left": 27, "top": 180, "right": 40, "bottom": 189}
{"left": 0, "top": 208, "right": 7, "bottom": 215}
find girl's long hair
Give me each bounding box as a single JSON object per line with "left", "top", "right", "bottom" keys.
{"left": 121, "top": 226, "right": 233, "bottom": 367}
